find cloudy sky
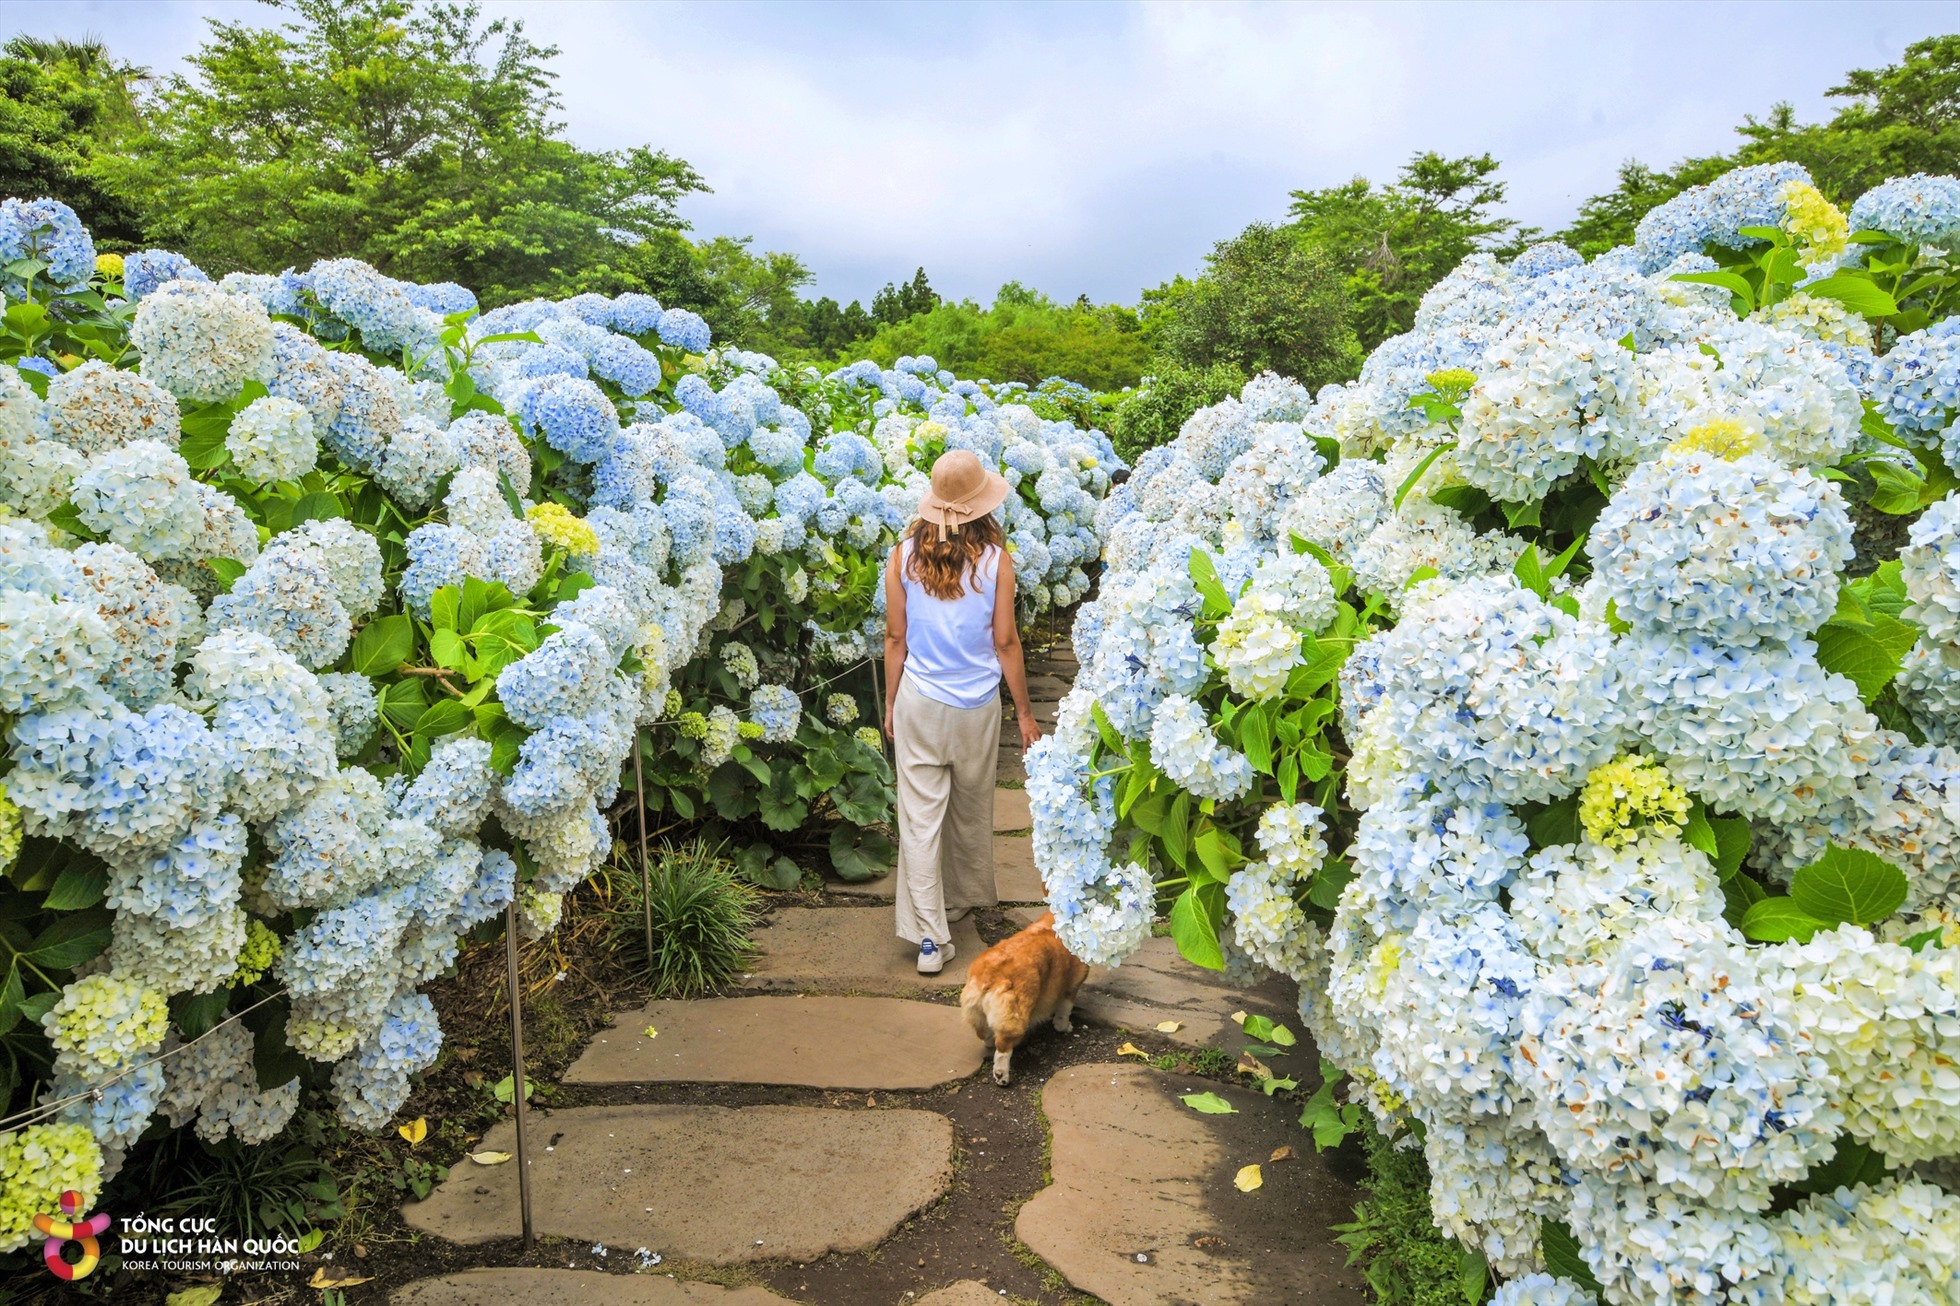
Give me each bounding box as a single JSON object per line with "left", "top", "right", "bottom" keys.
{"left": 19, "top": 1, "right": 1960, "bottom": 306}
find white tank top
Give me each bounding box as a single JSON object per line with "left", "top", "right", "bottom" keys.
{"left": 897, "top": 537, "right": 1002, "bottom": 709}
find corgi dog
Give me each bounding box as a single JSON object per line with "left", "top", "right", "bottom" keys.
{"left": 960, "top": 911, "right": 1090, "bottom": 1086}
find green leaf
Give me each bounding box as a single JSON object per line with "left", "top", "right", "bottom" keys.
{"left": 1801, "top": 273, "right": 1900, "bottom": 319}
{"left": 1501, "top": 497, "right": 1542, "bottom": 530}
{"left": 738, "top": 842, "right": 802, "bottom": 890}
{"left": 1308, "top": 857, "right": 1354, "bottom": 911}
{"left": 1683, "top": 802, "right": 1719, "bottom": 857}
{"left": 1192, "top": 825, "right": 1234, "bottom": 882}
{"left": 1710, "top": 816, "right": 1751, "bottom": 879}
{"left": 756, "top": 773, "right": 808, "bottom": 832}
{"left": 1238, "top": 703, "right": 1275, "bottom": 775}
{"left": 1670, "top": 269, "right": 1756, "bottom": 314}
{"left": 1814, "top": 620, "right": 1911, "bottom": 701}
{"left": 429, "top": 586, "right": 461, "bottom": 631}
{"left": 1456, "top": 1245, "right": 1489, "bottom": 1306}
{"left": 1789, "top": 844, "right": 1908, "bottom": 926}
{"left": 1241, "top": 1014, "right": 1297, "bottom": 1047}
{"left": 351, "top": 614, "right": 415, "bottom": 676}
{"left": 1741, "top": 897, "right": 1830, "bottom": 944}
{"left": 289, "top": 491, "right": 344, "bottom": 524}
{"left": 206, "top": 557, "right": 248, "bottom": 594}
{"left": 41, "top": 500, "right": 103, "bottom": 542}
{"left": 24, "top": 911, "right": 112, "bottom": 968}
{"left": 414, "top": 699, "right": 472, "bottom": 738}
{"left": 1428, "top": 484, "right": 1491, "bottom": 518}
{"left": 829, "top": 824, "right": 896, "bottom": 883}
{"left": 380, "top": 679, "right": 429, "bottom": 730}
{"left": 1179, "top": 1091, "right": 1236, "bottom": 1115}
{"left": 41, "top": 862, "right": 107, "bottom": 911}
{"left": 1541, "top": 1220, "right": 1606, "bottom": 1296}
{"left": 1865, "top": 459, "right": 1928, "bottom": 514}
{"left": 1188, "top": 548, "right": 1233, "bottom": 616}
{"left": 1168, "top": 882, "right": 1225, "bottom": 970}
{"left": 1162, "top": 792, "right": 1192, "bottom": 872}
{"left": 429, "top": 627, "right": 467, "bottom": 671}
{"left": 1393, "top": 443, "right": 1449, "bottom": 510}
{"left": 1789, "top": 1135, "right": 1892, "bottom": 1196}
{"left": 178, "top": 422, "right": 233, "bottom": 471}
{"left": 171, "top": 990, "right": 230, "bottom": 1039}
{"left": 1090, "top": 700, "right": 1126, "bottom": 755}
{"left": 1527, "top": 797, "right": 1580, "bottom": 849}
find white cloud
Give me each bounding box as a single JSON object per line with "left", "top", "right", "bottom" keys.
{"left": 18, "top": 0, "right": 1960, "bottom": 304}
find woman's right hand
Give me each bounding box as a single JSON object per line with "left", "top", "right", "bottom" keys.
{"left": 883, "top": 702, "right": 895, "bottom": 741}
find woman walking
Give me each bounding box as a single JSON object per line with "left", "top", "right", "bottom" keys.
{"left": 884, "top": 449, "right": 1042, "bottom": 973}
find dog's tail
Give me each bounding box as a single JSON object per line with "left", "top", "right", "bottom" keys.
{"left": 959, "top": 974, "right": 990, "bottom": 1043}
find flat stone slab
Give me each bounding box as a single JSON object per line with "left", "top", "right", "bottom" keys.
{"left": 915, "top": 1284, "right": 1003, "bottom": 1306}
{"left": 1025, "top": 673, "right": 1072, "bottom": 700}
{"left": 392, "top": 1269, "right": 797, "bottom": 1305}
{"left": 1016, "top": 1063, "right": 1363, "bottom": 1306}
{"left": 826, "top": 839, "right": 1042, "bottom": 906}
{"left": 1002, "top": 925, "right": 1294, "bottom": 1050}
{"left": 402, "top": 1104, "right": 952, "bottom": 1260}
{"left": 991, "top": 836, "right": 1045, "bottom": 903}
{"left": 565, "top": 996, "right": 983, "bottom": 1090}
{"left": 740, "top": 907, "right": 982, "bottom": 991}
{"left": 993, "top": 786, "right": 1031, "bottom": 832}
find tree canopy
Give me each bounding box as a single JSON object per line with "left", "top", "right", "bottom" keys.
{"left": 854, "top": 283, "right": 1150, "bottom": 392}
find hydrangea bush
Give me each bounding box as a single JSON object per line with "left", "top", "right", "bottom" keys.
{"left": 0, "top": 196, "right": 1120, "bottom": 1242}
{"left": 1031, "top": 164, "right": 1960, "bottom": 1301}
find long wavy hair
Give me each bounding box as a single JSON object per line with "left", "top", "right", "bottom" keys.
{"left": 904, "top": 512, "right": 1002, "bottom": 601}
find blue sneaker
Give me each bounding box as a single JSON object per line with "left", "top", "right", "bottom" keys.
{"left": 917, "top": 938, "right": 954, "bottom": 974}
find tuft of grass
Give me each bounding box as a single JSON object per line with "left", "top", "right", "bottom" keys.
{"left": 603, "top": 839, "right": 761, "bottom": 998}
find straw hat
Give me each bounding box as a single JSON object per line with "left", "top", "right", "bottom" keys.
{"left": 918, "top": 449, "right": 1010, "bottom": 540}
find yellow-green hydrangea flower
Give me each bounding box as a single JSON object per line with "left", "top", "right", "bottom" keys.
{"left": 1668, "top": 419, "right": 1766, "bottom": 462}
{"left": 0, "top": 1124, "right": 104, "bottom": 1253}
{"left": 41, "top": 973, "right": 168, "bottom": 1077}
{"left": 93, "top": 252, "right": 124, "bottom": 280}
{"left": 1780, "top": 180, "right": 1849, "bottom": 261}
{"left": 0, "top": 784, "right": 20, "bottom": 873}
{"left": 854, "top": 726, "right": 883, "bottom": 749}
{"left": 677, "top": 712, "right": 708, "bottom": 740}
{"left": 1580, "top": 755, "right": 1691, "bottom": 849}
{"left": 233, "top": 918, "right": 282, "bottom": 987}
{"left": 524, "top": 501, "right": 601, "bottom": 557}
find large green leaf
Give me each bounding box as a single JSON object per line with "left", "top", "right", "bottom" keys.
{"left": 1815, "top": 614, "right": 1918, "bottom": 701}
{"left": 829, "top": 824, "right": 896, "bottom": 883}
{"left": 414, "top": 699, "right": 472, "bottom": 738}
{"left": 1790, "top": 844, "right": 1908, "bottom": 926}
{"left": 1741, "top": 897, "right": 1829, "bottom": 944}
{"left": 24, "top": 911, "right": 112, "bottom": 968}
{"left": 1801, "top": 273, "right": 1900, "bottom": 319}
{"left": 1540, "top": 1220, "right": 1606, "bottom": 1295}
{"left": 1168, "top": 882, "right": 1225, "bottom": 970}
{"left": 41, "top": 862, "right": 107, "bottom": 911}
{"left": 350, "top": 614, "right": 415, "bottom": 676}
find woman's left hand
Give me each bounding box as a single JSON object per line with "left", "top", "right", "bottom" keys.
{"left": 1018, "top": 713, "right": 1042, "bottom": 751}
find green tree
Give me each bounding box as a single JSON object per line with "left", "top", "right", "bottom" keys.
{"left": 1287, "top": 152, "right": 1522, "bottom": 350}
{"left": 1561, "top": 36, "right": 1960, "bottom": 256}
{"left": 871, "top": 266, "right": 940, "bottom": 324}
{"left": 1108, "top": 359, "right": 1247, "bottom": 463}
{"left": 0, "top": 35, "right": 151, "bottom": 248}
{"left": 1146, "top": 222, "right": 1360, "bottom": 389}
{"left": 99, "top": 0, "right": 706, "bottom": 302}
{"left": 854, "top": 283, "right": 1149, "bottom": 392}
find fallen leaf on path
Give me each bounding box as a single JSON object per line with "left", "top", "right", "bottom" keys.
{"left": 397, "top": 1117, "right": 427, "bottom": 1146}
{"left": 1270, "top": 1145, "right": 1297, "bottom": 1162}
{"left": 165, "top": 1287, "right": 223, "bottom": 1306}
{"left": 308, "top": 1269, "right": 374, "bottom": 1289}
{"left": 1118, "top": 1042, "right": 1148, "bottom": 1058}
{"left": 1237, "top": 1053, "right": 1273, "bottom": 1080}
{"left": 467, "top": 1151, "right": 512, "bottom": 1165}
{"left": 1180, "top": 1091, "right": 1237, "bottom": 1115}
{"left": 644, "top": 1025, "right": 658, "bottom": 1039}
{"left": 1155, "top": 1020, "right": 1183, "bottom": 1033}
{"left": 1234, "top": 1164, "right": 1263, "bottom": 1192}
{"left": 1229, "top": 1010, "right": 1247, "bottom": 1026}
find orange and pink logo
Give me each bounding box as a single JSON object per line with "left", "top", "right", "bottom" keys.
{"left": 34, "top": 1190, "right": 110, "bottom": 1280}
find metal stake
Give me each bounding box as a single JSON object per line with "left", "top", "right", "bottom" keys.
{"left": 632, "top": 730, "right": 653, "bottom": 967}
{"left": 504, "top": 900, "right": 535, "bottom": 1250}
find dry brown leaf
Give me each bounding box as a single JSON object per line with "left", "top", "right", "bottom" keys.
{"left": 1154, "top": 1020, "right": 1183, "bottom": 1033}
{"left": 1117, "top": 1042, "right": 1148, "bottom": 1058}
{"left": 1269, "top": 1145, "right": 1297, "bottom": 1163}
{"left": 467, "top": 1150, "right": 513, "bottom": 1165}
{"left": 1234, "top": 1164, "right": 1263, "bottom": 1192}
{"left": 1237, "top": 1053, "right": 1273, "bottom": 1080}
{"left": 308, "top": 1269, "right": 374, "bottom": 1289}
{"left": 1229, "top": 1010, "right": 1248, "bottom": 1026}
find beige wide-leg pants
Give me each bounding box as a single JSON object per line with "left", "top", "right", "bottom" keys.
{"left": 892, "top": 676, "right": 999, "bottom": 946}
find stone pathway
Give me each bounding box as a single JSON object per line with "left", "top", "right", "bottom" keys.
{"left": 394, "top": 624, "right": 1362, "bottom": 1305}
{"left": 401, "top": 1103, "right": 954, "bottom": 1258}
{"left": 565, "top": 996, "right": 984, "bottom": 1089}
